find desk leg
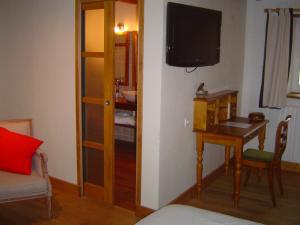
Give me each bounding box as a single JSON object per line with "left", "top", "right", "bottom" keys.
{"left": 233, "top": 138, "right": 243, "bottom": 207}
{"left": 258, "top": 124, "right": 266, "bottom": 151}
{"left": 225, "top": 145, "right": 231, "bottom": 176}
{"left": 258, "top": 124, "right": 266, "bottom": 181}
{"left": 196, "top": 133, "right": 204, "bottom": 198}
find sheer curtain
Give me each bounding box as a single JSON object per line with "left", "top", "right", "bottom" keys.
{"left": 260, "top": 9, "right": 292, "bottom": 109}
{"left": 288, "top": 17, "right": 300, "bottom": 93}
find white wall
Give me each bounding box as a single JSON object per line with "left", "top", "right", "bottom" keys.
{"left": 0, "top": 9, "right": 12, "bottom": 116}
{"left": 0, "top": 0, "right": 77, "bottom": 184}
{"left": 141, "top": 0, "right": 164, "bottom": 210}
{"left": 241, "top": 0, "right": 300, "bottom": 160}
{"left": 142, "top": 0, "right": 247, "bottom": 209}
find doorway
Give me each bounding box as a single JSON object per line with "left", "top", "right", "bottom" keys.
{"left": 114, "top": 27, "right": 138, "bottom": 209}
{"left": 76, "top": 0, "right": 143, "bottom": 209}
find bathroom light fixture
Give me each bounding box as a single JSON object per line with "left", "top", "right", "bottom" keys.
{"left": 114, "top": 22, "right": 126, "bottom": 34}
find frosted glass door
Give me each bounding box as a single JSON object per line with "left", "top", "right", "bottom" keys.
{"left": 82, "top": 6, "right": 105, "bottom": 188}
{"left": 79, "top": 0, "right": 115, "bottom": 204}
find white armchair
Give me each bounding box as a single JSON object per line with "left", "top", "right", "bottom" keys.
{"left": 0, "top": 119, "right": 52, "bottom": 218}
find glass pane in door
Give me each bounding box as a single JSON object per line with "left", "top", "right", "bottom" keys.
{"left": 84, "top": 9, "right": 104, "bottom": 52}
{"left": 83, "top": 58, "right": 104, "bottom": 98}
{"left": 82, "top": 103, "right": 104, "bottom": 144}
{"left": 83, "top": 147, "right": 104, "bottom": 186}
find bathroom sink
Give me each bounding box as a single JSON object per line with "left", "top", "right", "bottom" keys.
{"left": 122, "top": 90, "right": 137, "bottom": 102}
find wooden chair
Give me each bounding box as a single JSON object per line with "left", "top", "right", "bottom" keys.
{"left": 0, "top": 119, "right": 52, "bottom": 218}
{"left": 242, "top": 115, "right": 291, "bottom": 206}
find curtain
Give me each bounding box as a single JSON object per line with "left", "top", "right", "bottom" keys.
{"left": 259, "top": 9, "right": 292, "bottom": 109}
{"left": 287, "top": 17, "right": 300, "bottom": 93}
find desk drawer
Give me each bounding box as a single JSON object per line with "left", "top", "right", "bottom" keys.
{"left": 244, "top": 129, "right": 259, "bottom": 144}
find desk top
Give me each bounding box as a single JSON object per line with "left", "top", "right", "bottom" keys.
{"left": 193, "top": 90, "right": 238, "bottom": 101}
{"left": 194, "top": 117, "right": 268, "bottom": 138}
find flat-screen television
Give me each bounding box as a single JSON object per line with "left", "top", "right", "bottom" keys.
{"left": 166, "top": 3, "right": 222, "bottom": 67}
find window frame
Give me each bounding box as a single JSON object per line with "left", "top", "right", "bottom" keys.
{"left": 288, "top": 14, "right": 300, "bottom": 96}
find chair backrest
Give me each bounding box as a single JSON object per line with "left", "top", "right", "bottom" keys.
{"left": 0, "top": 119, "right": 32, "bottom": 136}
{"left": 273, "top": 115, "right": 291, "bottom": 164}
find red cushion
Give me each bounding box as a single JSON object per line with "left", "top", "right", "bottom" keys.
{"left": 0, "top": 127, "right": 43, "bottom": 175}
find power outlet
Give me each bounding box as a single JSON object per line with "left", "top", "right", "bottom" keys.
{"left": 184, "top": 118, "right": 191, "bottom": 128}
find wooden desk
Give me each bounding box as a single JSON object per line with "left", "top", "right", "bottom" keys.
{"left": 194, "top": 117, "right": 268, "bottom": 207}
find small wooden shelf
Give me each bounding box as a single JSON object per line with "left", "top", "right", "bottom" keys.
{"left": 114, "top": 123, "right": 135, "bottom": 128}
{"left": 193, "top": 90, "right": 238, "bottom": 131}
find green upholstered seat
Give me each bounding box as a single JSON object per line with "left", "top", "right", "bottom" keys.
{"left": 242, "top": 116, "right": 291, "bottom": 207}
{"left": 243, "top": 148, "right": 274, "bottom": 162}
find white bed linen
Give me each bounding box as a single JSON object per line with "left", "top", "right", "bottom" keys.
{"left": 135, "top": 204, "right": 263, "bottom": 225}
{"left": 115, "top": 110, "right": 135, "bottom": 126}
{"left": 115, "top": 116, "right": 135, "bottom": 126}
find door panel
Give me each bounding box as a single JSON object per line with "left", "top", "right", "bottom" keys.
{"left": 79, "top": 0, "right": 115, "bottom": 203}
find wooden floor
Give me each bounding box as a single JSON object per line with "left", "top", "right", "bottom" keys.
{"left": 0, "top": 140, "right": 138, "bottom": 225}
{"left": 0, "top": 188, "right": 139, "bottom": 225}
{"left": 115, "top": 140, "right": 136, "bottom": 211}
{"left": 184, "top": 170, "right": 300, "bottom": 225}
{"left": 1, "top": 168, "right": 299, "bottom": 225}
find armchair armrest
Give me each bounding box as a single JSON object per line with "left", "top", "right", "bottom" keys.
{"left": 32, "top": 149, "right": 48, "bottom": 177}
{"left": 32, "top": 149, "right": 52, "bottom": 196}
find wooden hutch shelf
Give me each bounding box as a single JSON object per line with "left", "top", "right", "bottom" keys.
{"left": 193, "top": 90, "right": 238, "bottom": 131}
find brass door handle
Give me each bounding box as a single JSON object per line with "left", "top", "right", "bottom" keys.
{"left": 105, "top": 100, "right": 110, "bottom": 106}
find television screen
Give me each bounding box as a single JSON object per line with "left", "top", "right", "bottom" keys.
{"left": 166, "top": 3, "right": 222, "bottom": 67}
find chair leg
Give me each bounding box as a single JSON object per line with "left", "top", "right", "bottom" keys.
{"left": 244, "top": 167, "right": 251, "bottom": 187}
{"left": 47, "top": 196, "right": 52, "bottom": 219}
{"left": 275, "top": 164, "right": 284, "bottom": 195}
{"left": 225, "top": 146, "right": 231, "bottom": 176}
{"left": 232, "top": 160, "right": 235, "bottom": 199}
{"left": 257, "top": 168, "right": 263, "bottom": 183}
{"left": 267, "top": 168, "right": 276, "bottom": 207}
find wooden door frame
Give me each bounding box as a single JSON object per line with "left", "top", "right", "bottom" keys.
{"left": 75, "top": 0, "right": 82, "bottom": 197}
{"left": 135, "top": 0, "right": 143, "bottom": 207}
{"left": 75, "top": 0, "right": 144, "bottom": 208}
{"left": 103, "top": 0, "right": 115, "bottom": 203}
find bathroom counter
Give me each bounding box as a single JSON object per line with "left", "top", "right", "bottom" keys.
{"left": 115, "top": 96, "right": 137, "bottom": 111}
